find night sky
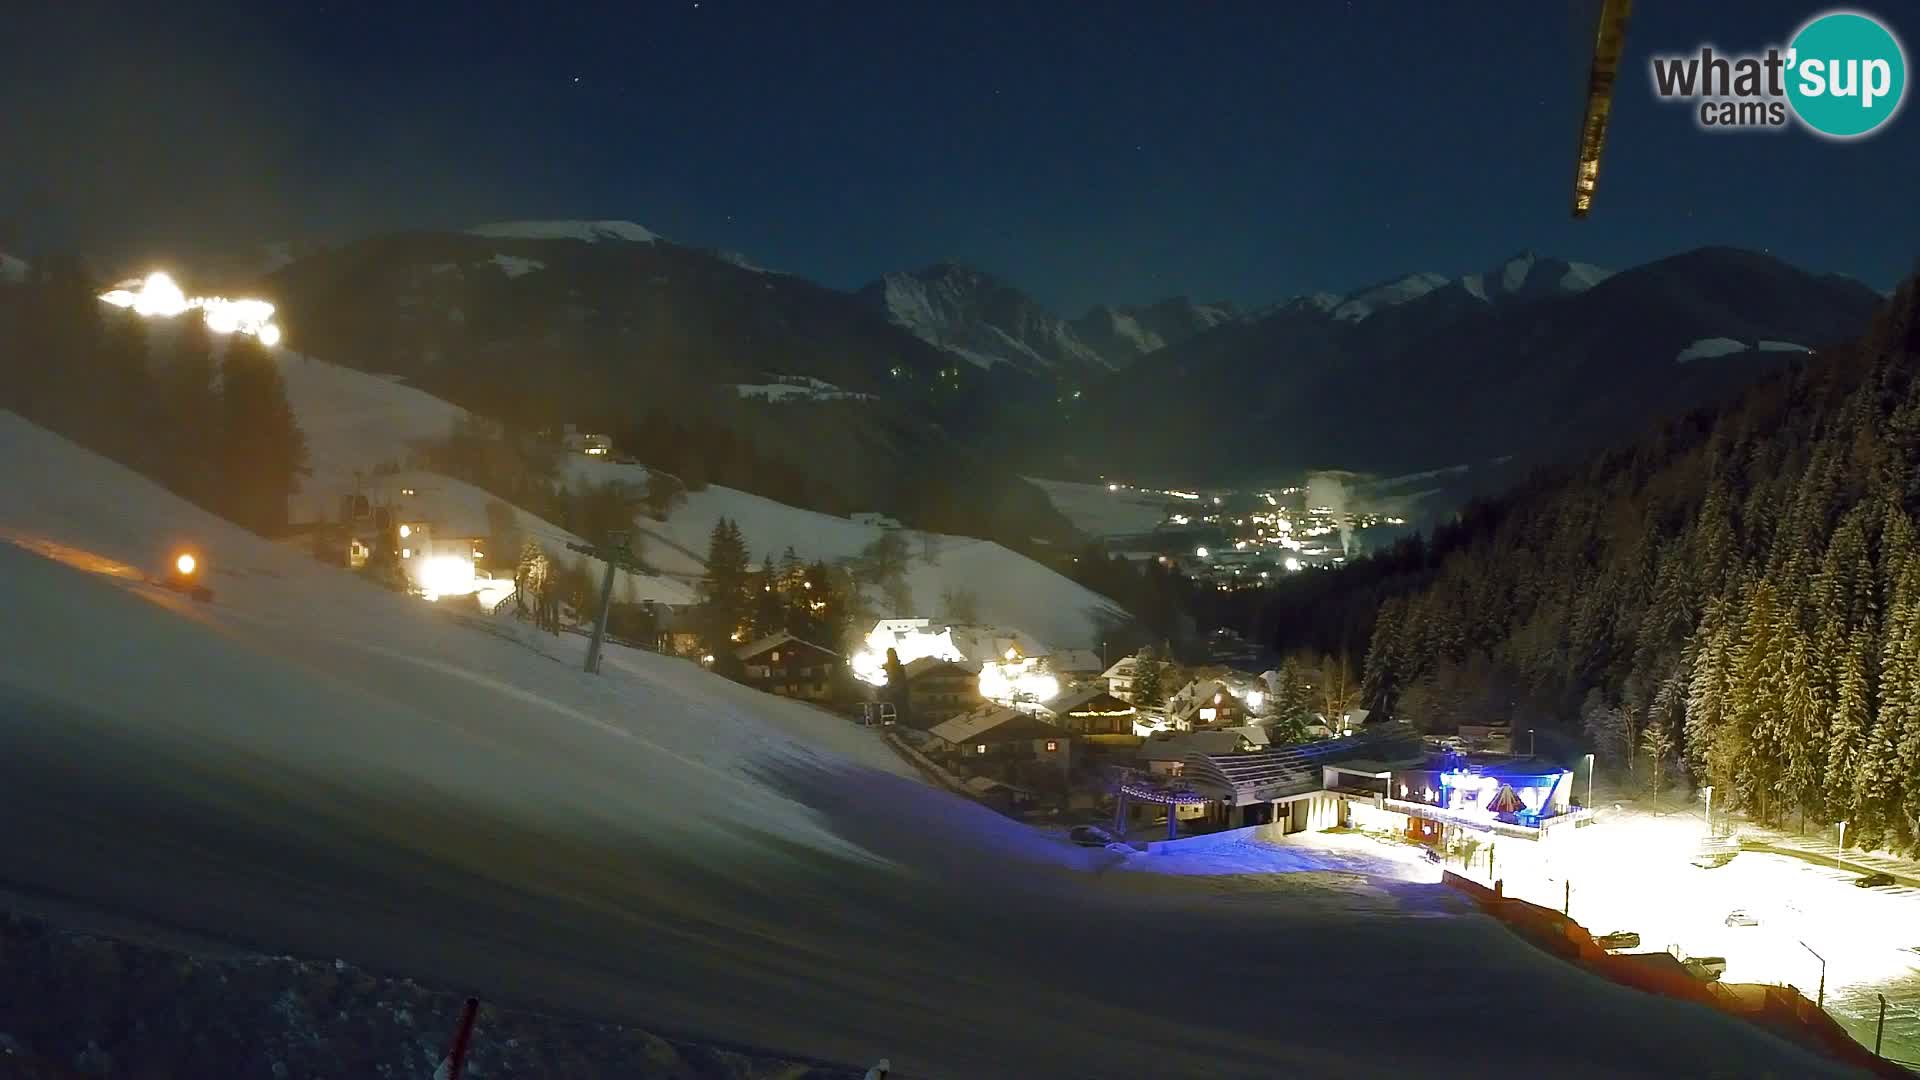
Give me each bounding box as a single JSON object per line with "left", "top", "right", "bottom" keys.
{"left": 5, "top": 1, "right": 1915, "bottom": 311}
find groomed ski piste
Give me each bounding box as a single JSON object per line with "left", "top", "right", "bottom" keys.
{"left": 0, "top": 410, "right": 1858, "bottom": 1077}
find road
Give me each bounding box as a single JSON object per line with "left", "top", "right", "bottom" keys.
{"left": 0, "top": 541, "right": 1863, "bottom": 1078}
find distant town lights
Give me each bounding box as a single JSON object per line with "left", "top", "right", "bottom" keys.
{"left": 1195, "top": 546, "right": 1209, "bottom": 558}
{"left": 1285, "top": 557, "right": 1302, "bottom": 572}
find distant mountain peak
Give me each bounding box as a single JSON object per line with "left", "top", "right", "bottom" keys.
{"left": 467, "top": 220, "right": 660, "bottom": 244}
{"left": 1333, "top": 272, "right": 1451, "bottom": 322}
{"left": 863, "top": 265, "right": 1109, "bottom": 375}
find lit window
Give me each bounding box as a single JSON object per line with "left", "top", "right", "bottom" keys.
{"left": 1045, "top": 740, "right": 1058, "bottom": 752}
{"left": 976, "top": 744, "right": 988, "bottom": 755}
{"left": 1199, "top": 707, "right": 1216, "bottom": 722}
{"left": 402, "top": 548, "right": 412, "bottom": 559}
{"left": 770, "top": 651, "right": 780, "bottom": 662}
{"left": 400, "top": 488, "right": 415, "bottom": 496}
{"left": 398, "top": 524, "right": 412, "bottom": 538}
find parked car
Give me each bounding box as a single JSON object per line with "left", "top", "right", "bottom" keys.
{"left": 1595, "top": 931, "right": 1641, "bottom": 951}
{"left": 1069, "top": 824, "right": 1120, "bottom": 847}
{"left": 1856, "top": 871, "right": 1897, "bottom": 888}
{"left": 1683, "top": 956, "right": 1728, "bottom": 981}
{"left": 1724, "top": 910, "right": 1759, "bottom": 927}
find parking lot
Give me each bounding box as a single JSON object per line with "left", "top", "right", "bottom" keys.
{"left": 1458, "top": 802, "right": 1920, "bottom": 1065}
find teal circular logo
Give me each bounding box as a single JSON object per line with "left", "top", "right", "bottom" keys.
{"left": 1786, "top": 11, "right": 1907, "bottom": 138}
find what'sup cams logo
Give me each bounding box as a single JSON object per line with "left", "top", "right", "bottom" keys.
{"left": 1650, "top": 9, "right": 1907, "bottom": 138}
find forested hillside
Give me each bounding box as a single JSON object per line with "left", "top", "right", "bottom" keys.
{"left": 1269, "top": 279, "right": 1920, "bottom": 854}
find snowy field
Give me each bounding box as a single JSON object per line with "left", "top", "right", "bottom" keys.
{"left": 271, "top": 351, "right": 1123, "bottom": 647}
{"left": 275, "top": 355, "right": 698, "bottom": 606}
{"left": 571, "top": 456, "right": 1126, "bottom": 649}
{"left": 274, "top": 353, "right": 469, "bottom": 524}
{"left": 0, "top": 413, "right": 1865, "bottom": 1076}
{"left": 1454, "top": 799, "right": 1920, "bottom": 1065}
{"left": 1025, "top": 476, "right": 1171, "bottom": 539}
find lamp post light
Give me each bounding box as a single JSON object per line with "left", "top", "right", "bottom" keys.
{"left": 1836, "top": 820, "right": 1848, "bottom": 871}
{"left": 1584, "top": 752, "right": 1595, "bottom": 810}
{"left": 1800, "top": 940, "right": 1826, "bottom": 1010}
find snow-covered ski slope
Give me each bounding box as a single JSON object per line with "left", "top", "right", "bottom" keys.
{"left": 569, "top": 456, "right": 1124, "bottom": 647}
{"left": 277, "top": 351, "right": 1122, "bottom": 645}
{"left": 0, "top": 412, "right": 1854, "bottom": 1077}
{"left": 276, "top": 353, "right": 697, "bottom": 605}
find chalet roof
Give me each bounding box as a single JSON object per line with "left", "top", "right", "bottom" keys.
{"left": 1182, "top": 723, "right": 1427, "bottom": 806}
{"left": 1138, "top": 730, "right": 1248, "bottom": 761}
{"left": 1049, "top": 648, "right": 1105, "bottom": 674}
{"left": 1047, "top": 685, "right": 1135, "bottom": 716}
{"left": 964, "top": 775, "right": 1035, "bottom": 796}
{"left": 930, "top": 706, "right": 1058, "bottom": 746}
{"left": 903, "top": 655, "right": 981, "bottom": 680}
{"left": 1099, "top": 657, "right": 1140, "bottom": 681}
{"left": 734, "top": 631, "right": 840, "bottom": 663}
{"left": 1167, "top": 680, "right": 1242, "bottom": 719}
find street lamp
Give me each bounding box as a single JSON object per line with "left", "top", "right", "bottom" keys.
{"left": 1836, "top": 820, "right": 1848, "bottom": 871}
{"left": 1584, "top": 752, "right": 1595, "bottom": 809}
{"left": 1800, "top": 940, "right": 1826, "bottom": 1010}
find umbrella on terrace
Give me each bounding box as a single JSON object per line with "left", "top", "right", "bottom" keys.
{"left": 1488, "top": 784, "right": 1527, "bottom": 815}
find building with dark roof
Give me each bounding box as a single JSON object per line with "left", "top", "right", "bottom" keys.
{"left": 735, "top": 632, "right": 841, "bottom": 702}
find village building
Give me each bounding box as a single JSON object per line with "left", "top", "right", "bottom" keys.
{"left": 1163, "top": 679, "right": 1248, "bottom": 728}
{"left": 1046, "top": 648, "right": 1106, "bottom": 680}
{"left": 1045, "top": 686, "right": 1139, "bottom": 741}
{"left": 1099, "top": 656, "right": 1142, "bottom": 701}
{"left": 929, "top": 706, "right": 1073, "bottom": 769}
{"left": 735, "top": 631, "right": 841, "bottom": 702}
{"left": 900, "top": 656, "right": 984, "bottom": 727}
{"left": 1123, "top": 725, "right": 1589, "bottom": 843}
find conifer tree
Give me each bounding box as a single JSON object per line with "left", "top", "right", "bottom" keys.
{"left": 1824, "top": 624, "right": 1871, "bottom": 824}
{"left": 216, "top": 335, "right": 307, "bottom": 534}
{"left": 700, "top": 517, "right": 751, "bottom": 656}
